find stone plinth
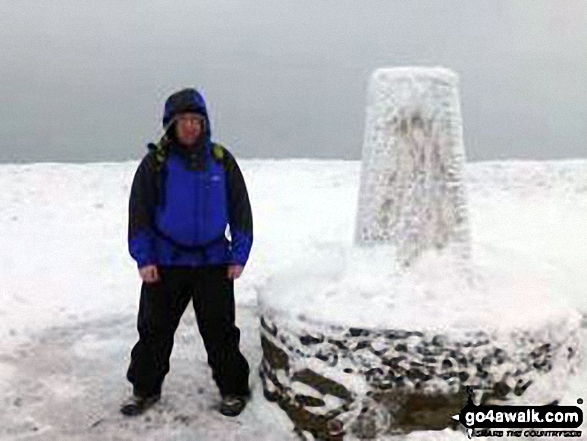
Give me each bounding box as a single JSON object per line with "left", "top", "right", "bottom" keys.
{"left": 258, "top": 308, "right": 581, "bottom": 440}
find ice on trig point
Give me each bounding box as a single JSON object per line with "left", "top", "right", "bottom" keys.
{"left": 354, "top": 67, "right": 471, "bottom": 272}
{"left": 257, "top": 67, "right": 582, "bottom": 440}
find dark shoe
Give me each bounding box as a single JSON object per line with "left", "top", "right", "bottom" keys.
{"left": 219, "top": 394, "right": 249, "bottom": 417}
{"left": 120, "top": 393, "right": 161, "bottom": 416}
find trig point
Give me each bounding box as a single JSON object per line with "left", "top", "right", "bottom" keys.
{"left": 355, "top": 67, "right": 471, "bottom": 270}
{"left": 257, "top": 67, "right": 581, "bottom": 440}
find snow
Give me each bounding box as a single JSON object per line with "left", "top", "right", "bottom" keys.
{"left": 260, "top": 240, "right": 581, "bottom": 332}
{"left": 0, "top": 158, "right": 586, "bottom": 440}
{"left": 355, "top": 67, "right": 471, "bottom": 272}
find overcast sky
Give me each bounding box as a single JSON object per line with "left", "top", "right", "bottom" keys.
{"left": 1, "top": 0, "right": 586, "bottom": 163}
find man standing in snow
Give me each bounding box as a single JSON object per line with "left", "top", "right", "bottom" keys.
{"left": 122, "top": 88, "right": 253, "bottom": 417}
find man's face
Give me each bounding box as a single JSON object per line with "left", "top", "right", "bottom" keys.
{"left": 175, "top": 113, "right": 204, "bottom": 146}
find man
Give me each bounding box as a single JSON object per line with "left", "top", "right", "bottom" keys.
{"left": 122, "top": 88, "right": 253, "bottom": 417}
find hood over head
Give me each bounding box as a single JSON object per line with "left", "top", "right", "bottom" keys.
{"left": 162, "top": 88, "right": 212, "bottom": 144}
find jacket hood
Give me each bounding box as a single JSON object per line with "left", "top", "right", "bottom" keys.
{"left": 162, "top": 88, "right": 212, "bottom": 143}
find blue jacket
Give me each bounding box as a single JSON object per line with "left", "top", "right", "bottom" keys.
{"left": 128, "top": 88, "right": 253, "bottom": 269}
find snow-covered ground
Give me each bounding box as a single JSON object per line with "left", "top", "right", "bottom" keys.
{"left": 0, "top": 158, "right": 586, "bottom": 440}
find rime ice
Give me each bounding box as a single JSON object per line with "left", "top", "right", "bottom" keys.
{"left": 354, "top": 67, "right": 471, "bottom": 271}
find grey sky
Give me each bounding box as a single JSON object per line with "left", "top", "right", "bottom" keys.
{"left": 1, "top": 0, "right": 586, "bottom": 163}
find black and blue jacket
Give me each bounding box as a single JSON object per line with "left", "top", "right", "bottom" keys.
{"left": 128, "top": 88, "right": 253, "bottom": 269}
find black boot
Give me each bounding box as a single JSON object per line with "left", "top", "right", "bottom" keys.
{"left": 219, "top": 392, "right": 250, "bottom": 417}
{"left": 120, "top": 393, "right": 161, "bottom": 416}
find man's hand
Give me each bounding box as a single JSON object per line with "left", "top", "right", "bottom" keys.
{"left": 227, "top": 265, "right": 244, "bottom": 280}
{"left": 139, "top": 264, "right": 160, "bottom": 283}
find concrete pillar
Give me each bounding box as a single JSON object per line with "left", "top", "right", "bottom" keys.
{"left": 354, "top": 67, "right": 471, "bottom": 271}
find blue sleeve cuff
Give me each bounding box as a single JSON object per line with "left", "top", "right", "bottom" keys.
{"left": 129, "top": 230, "right": 156, "bottom": 269}
{"left": 229, "top": 230, "right": 252, "bottom": 267}
{"left": 136, "top": 258, "right": 156, "bottom": 269}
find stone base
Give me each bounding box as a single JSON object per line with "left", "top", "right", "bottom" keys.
{"left": 259, "top": 313, "right": 581, "bottom": 440}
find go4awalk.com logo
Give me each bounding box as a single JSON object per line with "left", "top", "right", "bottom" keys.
{"left": 452, "top": 389, "right": 583, "bottom": 438}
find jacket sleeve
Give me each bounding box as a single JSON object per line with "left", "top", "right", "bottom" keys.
{"left": 128, "top": 153, "right": 158, "bottom": 268}
{"left": 224, "top": 150, "right": 253, "bottom": 267}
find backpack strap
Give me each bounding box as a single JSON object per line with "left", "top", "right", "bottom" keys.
{"left": 211, "top": 143, "right": 237, "bottom": 174}
{"left": 211, "top": 143, "right": 226, "bottom": 163}
{"left": 147, "top": 134, "right": 172, "bottom": 173}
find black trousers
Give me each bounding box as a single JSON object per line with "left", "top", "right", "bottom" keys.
{"left": 126, "top": 265, "right": 250, "bottom": 398}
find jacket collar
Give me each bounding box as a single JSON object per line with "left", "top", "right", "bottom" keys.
{"left": 169, "top": 141, "right": 208, "bottom": 171}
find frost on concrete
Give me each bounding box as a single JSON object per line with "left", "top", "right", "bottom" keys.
{"left": 354, "top": 67, "right": 471, "bottom": 271}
